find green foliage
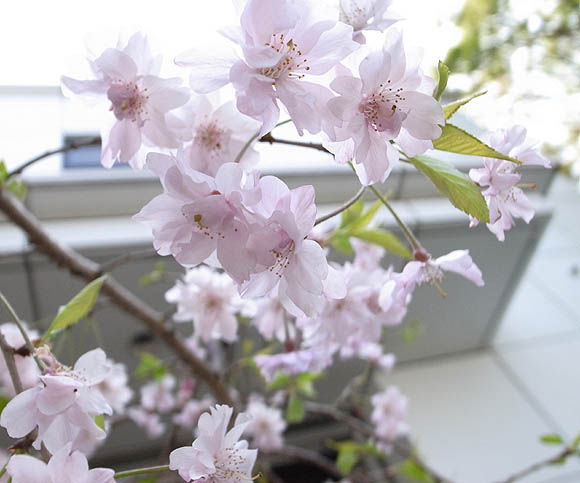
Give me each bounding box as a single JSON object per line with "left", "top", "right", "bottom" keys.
{"left": 242, "top": 339, "right": 255, "bottom": 356}
{"left": 433, "top": 61, "right": 450, "bottom": 101}
{"left": 139, "top": 262, "right": 166, "bottom": 286}
{"left": 331, "top": 200, "right": 410, "bottom": 258}
{"left": 285, "top": 391, "right": 305, "bottom": 423}
{"left": 327, "top": 440, "right": 384, "bottom": 476}
{"left": 267, "top": 371, "right": 322, "bottom": 397}
{"left": 7, "top": 178, "right": 27, "bottom": 199}
{"left": 442, "top": 91, "right": 487, "bottom": 120}
{"left": 0, "top": 160, "right": 7, "bottom": 183}
{"left": 402, "top": 320, "right": 425, "bottom": 345}
{"left": 43, "top": 274, "right": 108, "bottom": 340}
{"left": 433, "top": 124, "right": 521, "bottom": 164}
{"left": 409, "top": 155, "right": 490, "bottom": 222}
{"left": 0, "top": 395, "right": 9, "bottom": 416}
{"left": 540, "top": 434, "right": 564, "bottom": 445}
{"left": 135, "top": 352, "right": 167, "bottom": 381}
{"left": 398, "top": 459, "right": 435, "bottom": 482}
{"left": 94, "top": 414, "right": 106, "bottom": 431}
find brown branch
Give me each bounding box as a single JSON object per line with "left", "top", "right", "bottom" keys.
{"left": 258, "top": 133, "right": 330, "bottom": 153}
{"left": 7, "top": 136, "right": 101, "bottom": 179}
{"left": 0, "top": 187, "right": 234, "bottom": 407}
{"left": 0, "top": 329, "right": 23, "bottom": 394}
{"left": 266, "top": 445, "right": 344, "bottom": 481}
{"left": 496, "top": 447, "right": 578, "bottom": 483}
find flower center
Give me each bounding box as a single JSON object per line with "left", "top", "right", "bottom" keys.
{"left": 360, "top": 82, "right": 406, "bottom": 133}
{"left": 261, "top": 34, "right": 310, "bottom": 84}
{"left": 213, "top": 447, "right": 248, "bottom": 481}
{"left": 195, "top": 121, "right": 227, "bottom": 154}
{"left": 339, "top": 1, "right": 373, "bottom": 31}
{"left": 269, "top": 239, "right": 295, "bottom": 278}
{"left": 107, "top": 82, "right": 149, "bottom": 125}
{"left": 419, "top": 262, "right": 444, "bottom": 285}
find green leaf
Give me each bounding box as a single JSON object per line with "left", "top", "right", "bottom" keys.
{"left": 285, "top": 391, "right": 305, "bottom": 423}
{"left": 139, "top": 262, "right": 166, "bottom": 286}
{"left": 0, "top": 160, "right": 8, "bottom": 184}
{"left": 336, "top": 448, "right": 359, "bottom": 476}
{"left": 433, "top": 61, "right": 449, "bottom": 101}
{"left": 43, "top": 274, "right": 108, "bottom": 339}
{"left": 330, "top": 234, "right": 353, "bottom": 255}
{"left": 352, "top": 228, "right": 412, "bottom": 259}
{"left": 347, "top": 200, "right": 382, "bottom": 233}
{"left": 0, "top": 395, "right": 9, "bottom": 416}
{"left": 267, "top": 371, "right": 293, "bottom": 391}
{"left": 95, "top": 414, "right": 106, "bottom": 431}
{"left": 340, "top": 200, "right": 364, "bottom": 228}
{"left": 295, "top": 372, "right": 323, "bottom": 397}
{"left": 135, "top": 352, "right": 167, "bottom": 381}
{"left": 540, "top": 434, "right": 564, "bottom": 445}
{"left": 7, "top": 179, "right": 27, "bottom": 199}
{"left": 409, "top": 155, "right": 489, "bottom": 222}
{"left": 433, "top": 124, "right": 522, "bottom": 164}
{"left": 397, "top": 459, "right": 435, "bottom": 483}
{"left": 443, "top": 91, "right": 486, "bottom": 120}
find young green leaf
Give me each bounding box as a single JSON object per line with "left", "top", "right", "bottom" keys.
{"left": 433, "top": 124, "right": 521, "bottom": 164}
{"left": 397, "top": 459, "right": 435, "bottom": 483}
{"left": 540, "top": 434, "right": 564, "bottom": 445}
{"left": 443, "top": 91, "right": 486, "bottom": 120}
{"left": 0, "top": 160, "right": 8, "bottom": 184}
{"left": 135, "top": 352, "right": 168, "bottom": 381}
{"left": 336, "top": 447, "right": 359, "bottom": 476}
{"left": 352, "top": 228, "right": 412, "bottom": 259}
{"left": 346, "top": 200, "right": 383, "bottom": 233}
{"left": 286, "top": 391, "right": 305, "bottom": 423}
{"left": 43, "top": 274, "right": 108, "bottom": 339}
{"left": 409, "top": 155, "right": 490, "bottom": 222}
{"left": 433, "top": 61, "right": 450, "bottom": 101}
{"left": 340, "top": 199, "right": 364, "bottom": 228}
{"left": 139, "top": 262, "right": 166, "bottom": 286}
{"left": 7, "top": 179, "right": 27, "bottom": 199}
{"left": 267, "top": 371, "right": 293, "bottom": 391}
{"left": 330, "top": 234, "right": 354, "bottom": 255}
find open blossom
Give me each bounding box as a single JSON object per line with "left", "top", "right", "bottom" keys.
{"left": 252, "top": 295, "right": 292, "bottom": 342}
{"left": 174, "top": 397, "right": 214, "bottom": 430}
{"left": 339, "top": 0, "right": 399, "bottom": 43}
{"left": 469, "top": 125, "right": 551, "bottom": 242}
{"left": 0, "top": 348, "right": 112, "bottom": 454}
{"left": 166, "top": 266, "right": 252, "bottom": 343}
{"left": 6, "top": 443, "right": 114, "bottom": 483}
{"left": 127, "top": 407, "right": 165, "bottom": 439}
{"left": 140, "top": 374, "right": 176, "bottom": 414}
{"left": 0, "top": 323, "right": 40, "bottom": 395}
{"left": 244, "top": 398, "right": 286, "bottom": 450}
{"left": 178, "top": 0, "right": 358, "bottom": 136}
{"left": 97, "top": 361, "right": 132, "bottom": 414}
{"left": 134, "top": 155, "right": 260, "bottom": 283}
{"left": 254, "top": 347, "right": 333, "bottom": 382}
{"left": 61, "top": 32, "right": 189, "bottom": 169}
{"left": 169, "top": 405, "right": 257, "bottom": 482}
{"left": 324, "top": 32, "right": 444, "bottom": 185}
{"left": 371, "top": 386, "right": 409, "bottom": 451}
{"left": 169, "top": 94, "right": 260, "bottom": 176}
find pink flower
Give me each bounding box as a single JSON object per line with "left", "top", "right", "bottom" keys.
{"left": 254, "top": 348, "right": 333, "bottom": 382}
{"left": 166, "top": 266, "right": 251, "bottom": 343}
{"left": 341, "top": 342, "right": 396, "bottom": 371}
{"left": 244, "top": 398, "right": 286, "bottom": 450}
{"left": 140, "top": 374, "right": 176, "bottom": 414}
{"left": 339, "top": 0, "right": 399, "bottom": 43}
{"left": 127, "top": 407, "right": 165, "bottom": 439}
{"left": 169, "top": 405, "right": 257, "bottom": 482}
{"left": 61, "top": 32, "right": 189, "bottom": 169}
{"left": 134, "top": 156, "right": 260, "bottom": 283}
{"left": 0, "top": 349, "right": 112, "bottom": 454}
{"left": 6, "top": 443, "right": 114, "bottom": 483}
{"left": 396, "top": 250, "right": 484, "bottom": 299}
{"left": 178, "top": 0, "right": 358, "bottom": 136}
{"left": 173, "top": 397, "right": 214, "bottom": 430}
{"left": 169, "top": 94, "right": 260, "bottom": 176}
{"left": 252, "top": 295, "right": 291, "bottom": 342}
{"left": 324, "top": 32, "right": 444, "bottom": 185}
{"left": 0, "top": 323, "right": 40, "bottom": 395}
{"left": 97, "top": 361, "right": 132, "bottom": 414}
{"left": 469, "top": 126, "right": 551, "bottom": 241}
{"left": 371, "top": 386, "right": 409, "bottom": 451}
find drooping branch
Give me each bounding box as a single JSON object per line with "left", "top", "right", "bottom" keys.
{"left": 7, "top": 136, "right": 101, "bottom": 179}
{"left": 0, "top": 187, "right": 234, "bottom": 407}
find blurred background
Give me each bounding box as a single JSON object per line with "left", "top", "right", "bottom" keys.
{"left": 0, "top": 1, "right": 579, "bottom": 481}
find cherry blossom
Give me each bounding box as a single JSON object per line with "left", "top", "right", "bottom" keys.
{"left": 244, "top": 398, "right": 286, "bottom": 450}
{"left": 178, "top": 0, "right": 358, "bottom": 136}
{"left": 97, "top": 361, "right": 133, "bottom": 414}
{"left": 338, "top": 0, "right": 399, "bottom": 43}
{"left": 61, "top": 32, "right": 189, "bottom": 168}
{"left": 169, "top": 404, "right": 257, "bottom": 482}
{"left": 252, "top": 295, "right": 291, "bottom": 342}
{"left": 0, "top": 322, "right": 40, "bottom": 395}
{"left": 169, "top": 94, "right": 260, "bottom": 175}
{"left": 166, "top": 266, "right": 252, "bottom": 343}
{"left": 371, "top": 386, "right": 409, "bottom": 452}
{"left": 173, "top": 397, "right": 214, "bottom": 430}
{"left": 0, "top": 348, "right": 112, "bottom": 454}
{"left": 127, "top": 406, "right": 166, "bottom": 439}
{"left": 324, "top": 32, "right": 444, "bottom": 185}
{"left": 469, "top": 125, "right": 551, "bottom": 241}
{"left": 140, "top": 374, "right": 176, "bottom": 414}
{"left": 6, "top": 443, "right": 114, "bottom": 483}
{"left": 254, "top": 347, "right": 333, "bottom": 382}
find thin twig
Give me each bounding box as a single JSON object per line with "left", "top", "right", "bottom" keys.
{"left": 235, "top": 119, "right": 293, "bottom": 164}
{"left": 259, "top": 133, "right": 330, "bottom": 153}
{"left": 496, "top": 447, "right": 577, "bottom": 483}
{"left": 99, "top": 248, "right": 158, "bottom": 273}
{"left": 315, "top": 186, "right": 366, "bottom": 226}
{"left": 114, "top": 464, "right": 170, "bottom": 479}
{"left": 7, "top": 136, "right": 101, "bottom": 179}
{"left": 0, "top": 187, "right": 234, "bottom": 407}
{"left": 0, "top": 329, "right": 23, "bottom": 393}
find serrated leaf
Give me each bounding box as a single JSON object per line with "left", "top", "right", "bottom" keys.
{"left": 286, "top": 391, "right": 305, "bottom": 423}
{"left": 336, "top": 448, "right": 359, "bottom": 476}
{"left": 409, "top": 155, "right": 489, "bottom": 222}
{"left": 540, "top": 434, "right": 564, "bottom": 445}
{"left": 443, "top": 91, "right": 486, "bottom": 120}
{"left": 397, "top": 459, "right": 435, "bottom": 483}
{"left": 340, "top": 200, "right": 364, "bottom": 228}
{"left": 43, "top": 274, "right": 108, "bottom": 339}
{"left": 353, "top": 228, "right": 412, "bottom": 259}
{"left": 433, "top": 61, "right": 449, "bottom": 101}
{"left": 433, "top": 124, "right": 522, "bottom": 164}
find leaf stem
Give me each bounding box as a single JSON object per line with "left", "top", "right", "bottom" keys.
{"left": 114, "top": 465, "right": 170, "bottom": 479}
